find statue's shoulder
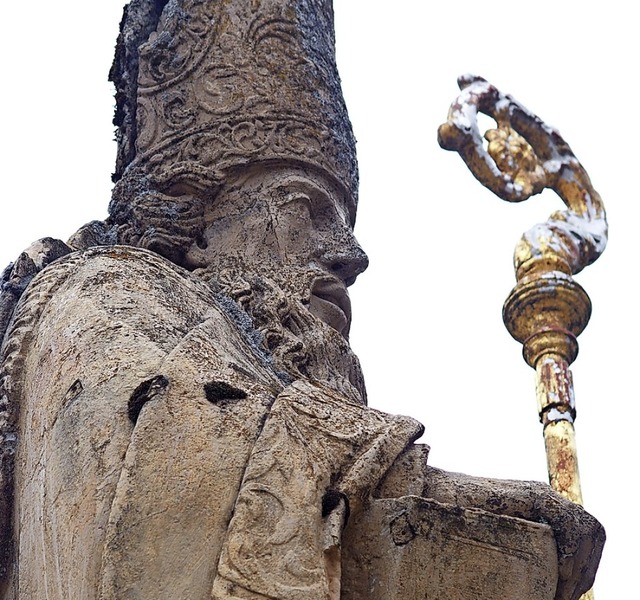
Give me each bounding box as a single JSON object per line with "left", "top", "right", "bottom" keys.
{"left": 0, "top": 238, "right": 73, "bottom": 344}
{"left": 1, "top": 244, "right": 283, "bottom": 425}
{"left": 1, "top": 244, "right": 265, "bottom": 360}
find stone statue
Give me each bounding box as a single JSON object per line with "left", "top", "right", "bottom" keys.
{"left": 0, "top": 1, "right": 604, "bottom": 599}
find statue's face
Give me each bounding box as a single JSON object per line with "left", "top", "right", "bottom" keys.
{"left": 183, "top": 165, "right": 368, "bottom": 337}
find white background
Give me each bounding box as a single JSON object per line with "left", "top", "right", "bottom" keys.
{"left": 1, "top": 1, "right": 635, "bottom": 597}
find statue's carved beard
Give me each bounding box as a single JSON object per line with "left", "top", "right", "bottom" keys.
{"left": 193, "top": 262, "right": 367, "bottom": 405}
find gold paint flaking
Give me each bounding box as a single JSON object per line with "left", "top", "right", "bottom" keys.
{"left": 440, "top": 76, "right": 607, "bottom": 600}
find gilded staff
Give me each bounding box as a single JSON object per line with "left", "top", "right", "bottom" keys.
{"left": 438, "top": 75, "right": 608, "bottom": 600}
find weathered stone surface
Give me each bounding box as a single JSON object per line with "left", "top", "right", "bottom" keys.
{"left": 423, "top": 467, "right": 605, "bottom": 600}
{"left": 6, "top": 247, "right": 282, "bottom": 598}
{"left": 1, "top": 247, "right": 421, "bottom": 598}
{"left": 342, "top": 496, "right": 558, "bottom": 599}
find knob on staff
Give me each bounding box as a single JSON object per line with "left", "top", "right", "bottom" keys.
{"left": 438, "top": 76, "right": 607, "bottom": 599}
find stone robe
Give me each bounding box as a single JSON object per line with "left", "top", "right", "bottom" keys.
{"left": 0, "top": 246, "right": 420, "bottom": 599}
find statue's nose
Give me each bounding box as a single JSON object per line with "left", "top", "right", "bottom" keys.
{"left": 322, "top": 238, "right": 369, "bottom": 287}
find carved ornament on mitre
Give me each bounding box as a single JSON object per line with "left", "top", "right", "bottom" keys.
{"left": 112, "top": 0, "right": 357, "bottom": 202}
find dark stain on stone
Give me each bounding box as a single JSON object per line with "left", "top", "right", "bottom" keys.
{"left": 390, "top": 512, "right": 417, "bottom": 546}
{"left": 204, "top": 381, "right": 247, "bottom": 406}
{"left": 64, "top": 379, "right": 84, "bottom": 403}
{"left": 128, "top": 375, "right": 169, "bottom": 423}
{"left": 321, "top": 489, "right": 349, "bottom": 520}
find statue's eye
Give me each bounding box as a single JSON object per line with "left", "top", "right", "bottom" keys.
{"left": 163, "top": 182, "right": 199, "bottom": 197}
{"left": 282, "top": 192, "right": 312, "bottom": 207}
{"left": 279, "top": 192, "right": 313, "bottom": 221}
{"left": 275, "top": 186, "right": 339, "bottom": 230}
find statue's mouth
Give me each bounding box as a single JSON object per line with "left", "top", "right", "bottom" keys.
{"left": 309, "top": 277, "right": 352, "bottom": 337}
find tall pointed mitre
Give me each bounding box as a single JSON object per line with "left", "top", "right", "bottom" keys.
{"left": 110, "top": 0, "right": 357, "bottom": 202}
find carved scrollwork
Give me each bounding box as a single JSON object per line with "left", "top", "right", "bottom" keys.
{"left": 250, "top": 15, "right": 308, "bottom": 72}
{"left": 120, "top": 0, "right": 357, "bottom": 203}
{"left": 162, "top": 90, "right": 196, "bottom": 130}
{"left": 138, "top": 29, "right": 191, "bottom": 86}
{"left": 137, "top": 116, "right": 333, "bottom": 184}
{"left": 137, "top": 0, "right": 215, "bottom": 91}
